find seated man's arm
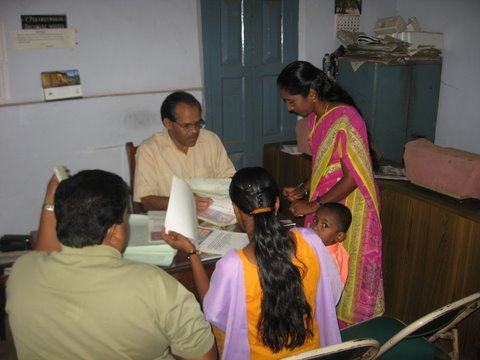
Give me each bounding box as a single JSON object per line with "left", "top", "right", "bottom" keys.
{"left": 35, "top": 175, "right": 61, "bottom": 252}
{"left": 141, "top": 195, "right": 170, "bottom": 211}
{"left": 134, "top": 144, "right": 171, "bottom": 211}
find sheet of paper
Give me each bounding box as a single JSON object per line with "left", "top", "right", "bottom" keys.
{"left": 198, "top": 227, "right": 249, "bottom": 256}
{"left": 164, "top": 176, "right": 198, "bottom": 245}
{"left": 12, "top": 28, "right": 76, "bottom": 49}
{"left": 127, "top": 214, "right": 150, "bottom": 246}
{"left": 123, "top": 244, "right": 176, "bottom": 266}
{"left": 186, "top": 178, "right": 231, "bottom": 198}
{"left": 148, "top": 210, "right": 166, "bottom": 241}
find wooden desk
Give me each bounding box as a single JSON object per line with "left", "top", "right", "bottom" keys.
{"left": 164, "top": 251, "right": 218, "bottom": 300}
{"left": 379, "top": 180, "right": 480, "bottom": 359}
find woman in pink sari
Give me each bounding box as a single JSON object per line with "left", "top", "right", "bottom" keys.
{"left": 277, "top": 61, "right": 384, "bottom": 326}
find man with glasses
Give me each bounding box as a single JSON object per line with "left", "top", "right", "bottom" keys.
{"left": 134, "top": 91, "right": 236, "bottom": 211}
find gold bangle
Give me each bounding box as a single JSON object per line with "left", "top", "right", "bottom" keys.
{"left": 187, "top": 249, "right": 200, "bottom": 260}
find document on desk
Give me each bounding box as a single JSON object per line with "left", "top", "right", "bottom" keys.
{"left": 124, "top": 213, "right": 176, "bottom": 266}
{"left": 197, "top": 226, "right": 248, "bottom": 256}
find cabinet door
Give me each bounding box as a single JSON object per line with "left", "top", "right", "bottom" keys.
{"left": 407, "top": 62, "right": 442, "bottom": 142}
{"left": 337, "top": 59, "right": 410, "bottom": 162}
{"left": 337, "top": 58, "right": 441, "bottom": 163}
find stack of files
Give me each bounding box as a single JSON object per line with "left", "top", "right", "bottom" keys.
{"left": 123, "top": 213, "right": 177, "bottom": 266}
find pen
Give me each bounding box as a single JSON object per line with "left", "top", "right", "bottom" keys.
{"left": 296, "top": 179, "right": 309, "bottom": 198}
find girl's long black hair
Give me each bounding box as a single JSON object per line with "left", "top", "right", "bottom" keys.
{"left": 229, "top": 167, "right": 313, "bottom": 352}
{"left": 277, "top": 60, "right": 379, "bottom": 171}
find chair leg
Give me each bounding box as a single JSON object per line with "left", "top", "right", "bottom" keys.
{"left": 0, "top": 285, "right": 6, "bottom": 340}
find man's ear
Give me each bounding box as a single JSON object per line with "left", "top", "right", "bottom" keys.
{"left": 336, "top": 231, "right": 346, "bottom": 243}
{"left": 103, "top": 224, "right": 123, "bottom": 251}
{"left": 163, "top": 118, "right": 173, "bottom": 130}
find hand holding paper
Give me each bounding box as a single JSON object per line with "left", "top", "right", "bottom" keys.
{"left": 164, "top": 176, "right": 199, "bottom": 246}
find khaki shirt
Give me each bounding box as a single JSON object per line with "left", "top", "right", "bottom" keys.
{"left": 6, "top": 245, "right": 214, "bottom": 360}
{"left": 134, "top": 129, "right": 236, "bottom": 202}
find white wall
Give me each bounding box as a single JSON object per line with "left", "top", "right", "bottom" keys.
{"left": 299, "top": 0, "right": 480, "bottom": 156}
{"left": 0, "top": 0, "right": 203, "bottom": 233}
{"left": 1, "top": 0, "right": 479, "bottom": 234}
{"left": 395, "top": 0, "right": 480, "bottom": 155}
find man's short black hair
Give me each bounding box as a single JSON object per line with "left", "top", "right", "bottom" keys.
{"left": 54, "top": 169, "right": 129, "bottom": 248}
{"left": 160, "top": 91, "right": 202, "bottom": 122}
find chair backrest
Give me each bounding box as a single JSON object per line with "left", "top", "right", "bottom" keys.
{"left": 281, "top": 338, "right": 380, "bottom": 360}
{"left": 377, "top": 291, "right": 480, "bottom": 358}
{"left": 125, "top": 142, "right": 144, "bottom": 214}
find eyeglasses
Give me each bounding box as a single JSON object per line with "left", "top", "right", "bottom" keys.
{"left": 173, "top": 119, "right": 206, "bottom": 130}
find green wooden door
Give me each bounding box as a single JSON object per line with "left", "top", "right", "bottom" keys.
{"left": 201, "top": 0, "right": 298, "bottom": 168}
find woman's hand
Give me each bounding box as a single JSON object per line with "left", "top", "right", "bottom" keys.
{"left": 161, "top": 227, "right": 196, "bottom": 253}
{"left": 288, "top": 199, "right": 319, "bottom": 218}
{"left": 283, "top": 186, "right": 308, "bottom": 202}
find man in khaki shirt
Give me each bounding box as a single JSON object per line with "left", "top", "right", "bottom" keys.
{"left": 7, "top": 169, "right": 217, "bottom": 360}
{"left": 134, "top": 91, "right": 236, "bottom": 211}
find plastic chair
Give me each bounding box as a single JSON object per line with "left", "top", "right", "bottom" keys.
{"left": 341, "top": 292, "right": 480, "bottom": 360}
{"left": 125, "top": 142, "right": 145, "bottom": 214}
{"left": 281, "top": 338, "right": 380, "bottom": 360}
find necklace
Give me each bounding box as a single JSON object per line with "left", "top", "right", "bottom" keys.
{"left": 323, "top": 102, "right": 330, "bottom": 115}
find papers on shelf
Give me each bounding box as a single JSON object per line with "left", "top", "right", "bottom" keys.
{"left": 375, "top": 165, "right": 408, "bottom": 180}
{"left": 197, "top": 226, "right": 249, "bottom": 257}
{"left": 281, "top": 144, "right": 302, "bottom": 155}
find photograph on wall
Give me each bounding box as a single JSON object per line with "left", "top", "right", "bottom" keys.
{"left": 41, "top": 69, "right": 82, "bottom": 101}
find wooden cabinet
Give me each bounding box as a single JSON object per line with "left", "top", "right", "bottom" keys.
{"left": 379, "top": 180, "right": 480, "bottom": 359}
{"left": 336, "top": 57, "right": 442, "bottom": 162}
{"left": 262, "top": 145, "right": 480, "bottom": 358}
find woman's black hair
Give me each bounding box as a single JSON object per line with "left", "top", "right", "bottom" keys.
{"left": 229, "top": 167, "right": 313, "bottom": 352}
{"left": 277, "top": 60, "right": 379, "bottom": 171}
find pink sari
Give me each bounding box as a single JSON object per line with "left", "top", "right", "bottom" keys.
{"left": 306, "top": 105, "right": 384, "bottom": 324}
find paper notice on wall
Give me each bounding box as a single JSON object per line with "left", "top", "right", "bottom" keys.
{"left": 0, "top": 23, "right": 10, "bottom": 103}
{"left": 12, "top": 28, "right": 76, "bottom": 49}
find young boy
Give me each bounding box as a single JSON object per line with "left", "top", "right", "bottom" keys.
{"left": 311, "top": 202, "right": 352, "bottom": 287}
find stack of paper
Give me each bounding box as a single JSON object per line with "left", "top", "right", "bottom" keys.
{"left": 123, "top": 213, "right": 177, "bottom": 266}
{"left": 165, "top": 177, "right": 249, "bottom": 259}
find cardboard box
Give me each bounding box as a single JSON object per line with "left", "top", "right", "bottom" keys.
{"left": 391, "top": 31, "right": 443, "bottom": 50}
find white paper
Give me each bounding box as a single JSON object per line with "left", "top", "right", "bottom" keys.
{"left": 198, "top": 228, "right": 249, "bottom": 256}
{"left": 164, "top": 176, "right": 198, "bottom": 245}
{"left": 12, "top": 28, "right": 76, "bottom": 49}
{"left": 123, "top": 245, "right": 176, "bottom": 266}
{"left": 148, "top": 210, "right": 166, "bottom": 241}
{"left": 186, "top": 178, "right": 231, "bottom": 198}
{"left": 125, "top": 214, "right": 176, "bottom": 266}
{"left": 127, "top": 214, "right": 150, "bottom": 246}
